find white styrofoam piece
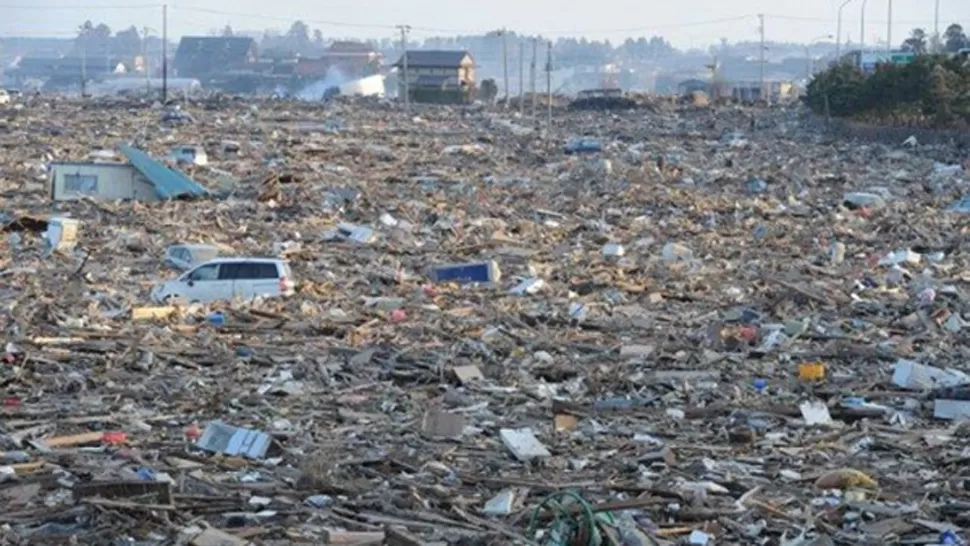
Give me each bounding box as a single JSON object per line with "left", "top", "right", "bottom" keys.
{"left": 499, "top": 428, "right": 551, "bottom": 461}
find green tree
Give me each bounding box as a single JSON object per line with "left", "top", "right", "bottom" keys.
{"left": 807, "top": 54, "right": 970, "bottom": 127}
{"left": 478, "top": 78, "right": 498, "bottom": 103}
{"left": 285, "top": 20, "right": 311, "bottom": 54}
{"left": 943, "top": 24, "right": 968, "bottom": 53}
{"left": 113, "top": 25, "right": 141, "bottom": 57}
{"left": 902, "top": 28, "right": 928, "bottom": 54}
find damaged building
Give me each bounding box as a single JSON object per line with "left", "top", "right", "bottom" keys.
{"left": 49, "top": 145, "right": 209, "bottom": 202}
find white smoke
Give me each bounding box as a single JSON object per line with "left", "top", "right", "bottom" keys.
{"left": 295, "top": 66, "right": 350, "bottom": 101}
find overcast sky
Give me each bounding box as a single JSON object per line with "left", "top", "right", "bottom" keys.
{"left": 1, "top": 0, "right": 967, "bottom": 48}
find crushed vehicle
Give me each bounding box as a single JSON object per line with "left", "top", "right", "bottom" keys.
{"left": 163, "top": 243, "right": 221, "bottom": 271}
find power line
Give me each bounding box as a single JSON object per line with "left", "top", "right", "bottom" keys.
{"left": 0, "top": 3, "right": 160, "bottom": 8}
{"left": 766, "top": 13, "right": 958, "bottom": 25}
{"left": 170, "top": 5, "right": 398, "bottom": 30}
{"left": 168, "top": 7, "right": 757, "bottom": 36}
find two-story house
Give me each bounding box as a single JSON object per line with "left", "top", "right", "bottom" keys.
{"left": 393, "top": 50, "right": 475, "bottom": 104}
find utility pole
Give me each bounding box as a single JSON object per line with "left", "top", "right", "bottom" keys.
{"left": 758, "top": 14, "right": 766, "bottom": 103}
{"left": 162, "top": 3, "right": 168, "bottom": 104}
{"left": 530, "top": 38, "right": 537, "bottom": 118}
{"left": 518, "top": 40, "right": 524, "bottom": 115}
{"left": 933, "top": 0, "right": 940, "bottom": 53}
{"left": 860, "top": 0, "right": 867, "bottom": 48}
{"left": 501, "top": 28, "right": 509, "bottom": 108}
{"left": 81, "top": 43, "right": 87, "bottom": 97}
{"left": 887, "top": 0, "right": 893, "bottom": 54}
{"left": 397, "top": 25, "right": 411, "bottom": 111}
{"left": 142, "top": 27, "right": 151, "bottom": 95}
{"left": 545, "top": 40, "right": 552, "bottom": 127}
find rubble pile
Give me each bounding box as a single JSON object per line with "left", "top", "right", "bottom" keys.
{"left": 1, "top": 96, "right": 970, "bottom": 545}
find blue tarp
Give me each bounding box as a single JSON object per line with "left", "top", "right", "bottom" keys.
{"left": 120, "top": 145, "right": 208, "bottom": 200}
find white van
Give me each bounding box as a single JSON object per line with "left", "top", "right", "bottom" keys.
{"left": 150, "top": 258, "right": 295, "bottom": 304}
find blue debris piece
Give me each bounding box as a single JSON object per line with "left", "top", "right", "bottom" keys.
{"left": 196, "top": 421, "right": 273, "bottom": 459}
{"left": 745, "top": 178, "right": 768, "bottom": 194}
{"left": 429, "top": 260, "right": 501, "bottom": 284}
{"left": 949, "top": 197, "right": 970, "bottom": 213}
{"left": 940, "top": 529, "right": 965, "bottom": 545}
{"left": 207, "top": 312, "right": 227, "bottom": 327}
{"left": 564, "top": 138, "right": 603, "bottom": 155}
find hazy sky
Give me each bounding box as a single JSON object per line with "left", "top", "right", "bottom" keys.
{"left": 2, "top": 0, "right": 968, "bottom": 48}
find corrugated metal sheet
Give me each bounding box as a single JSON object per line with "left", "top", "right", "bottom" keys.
{"left": 196, "top": 421, "right": 272, "bottom": 459}
{"left": 119, "top": 145, "right": 208, "bottom": 200}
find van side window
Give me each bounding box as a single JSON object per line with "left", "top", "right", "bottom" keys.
{"left": 188, "top": 264, "right": 219, "bottom": 281}
{"left": 218, "top": 263, "right": 243, "bottom": 280}
{"left": 254, "top": 263, "right": 279, "bottom": 279}
{"left": 217, "top": 262, "right": 278, "bottom": 280}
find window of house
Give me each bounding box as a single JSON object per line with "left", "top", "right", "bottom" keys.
{"left": 64, "top": 174, "right": 99, "bottom": 195}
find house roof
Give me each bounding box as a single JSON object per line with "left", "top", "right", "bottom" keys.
{"left": 174, "top": 36, "right": 257, "bottom": 75}
{"left": 394, "top": 50, "right": 471, "bottom": 68}
{"left": 119, "top": 145, "right": 209, "bottom": 200}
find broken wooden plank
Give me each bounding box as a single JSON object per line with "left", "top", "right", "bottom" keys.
{"left": 323, "top": 529, "right": 386, "bottom": 545}
{"left": 384, "top": 525, "right": 427, "bottom": 546}
{"left": 74, "top": 480, "right": 173, "bottom": 504}
{"left": 131, "top": 306, "right": 177, "bottom": 321}
{"left": 40, "top": 431, "right": 104, "bottom": 448}
{"left": 191, "top": 527, "right": 248, "bottom": 546}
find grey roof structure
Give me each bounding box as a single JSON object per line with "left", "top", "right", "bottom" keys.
{"left": 393, "top": 50, "right": 472, "bottom": 69}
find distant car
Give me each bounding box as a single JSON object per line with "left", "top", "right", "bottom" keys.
{"left": 151, "top": 257, "right": 295, "bottom": 304}
{"left": 564, "top": 137, "right": 603, "bottom": 155}
{"left": 0, "top": 90, "right": 10, "bottom": 105}
{"left": 169, "top": 146, "right": 208, "bottom": 166}
{"left": 164, "top": 243, "right": 221, "bottom": 271}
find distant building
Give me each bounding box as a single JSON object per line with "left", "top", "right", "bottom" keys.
{"left": 677, "top": 78, "right": 710, "bottom": 95}
{"left": 10, "top": 55, "right": 121, "bottom": 88}
{"left": 327, "top": 41, "right": 382, "bottom": 76}
{"left": 295, "top": 41, "right": 382, "bottom": 80}
{"left": 394, "top": 50, "right": 475, "bottom": 104}
{"left": 49, "top": 145, "right": 208, "bottom": 202}
{"left": 728, "top": 80, "right": 796, "bottom": 103}
{"left": 173, "top": 36, "right": 258, "bottom": 79}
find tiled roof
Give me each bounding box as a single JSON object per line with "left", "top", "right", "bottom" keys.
{"left": 394, "top": 50, "right": 471, "bottom": 68}
{"left": 174, "top": 36, "right": 256, "bottom": 76}
{"left": 119, "top": 145, "right": 208, "bottom": 200}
